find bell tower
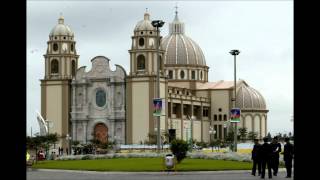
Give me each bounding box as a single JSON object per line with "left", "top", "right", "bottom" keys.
{"left": 126, "top": 11, "right": 167, "bottom": 144}
{"left": 40, "top": 15, "right": 79, "bottom": 149}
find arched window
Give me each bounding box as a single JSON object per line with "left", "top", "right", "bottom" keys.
{"left": 219, "top": 114, "right": 222, "bottom": 121}
{"left": 53, "top": 43, "right": 58, "bottom": 51}
{"left": 72, "top": 60, "right": 76, "bottom": 77}
{"left": 180, "top": 70, "right": 185, "bottom": 79}
{"left": 224, "top": 114, "right": 227, "bottom": 121}
{"left": 139, "top": 38, "right": 144, "bottom": 46}
{"left": 214, "top": 115, "right": 217, "bottom": 121}
{"left": 71, "top": 44, "right": 74, "bottom": 52}
{"left": 137, "top": 55, "right": 145, "bottom": 70}
{"left": 191, "top": 71, "right": 195, "bottom": 80}
{"left": 168, "top": 70, "right": 173, "bottom": 79}
{"left": 51, "top": 59, "right": 59, "bottom": 74}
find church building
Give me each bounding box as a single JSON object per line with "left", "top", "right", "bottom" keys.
{"left": 40, "top": 9, "right": 268, "bottom": 149}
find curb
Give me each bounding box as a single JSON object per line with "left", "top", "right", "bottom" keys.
{"left": 28, "top": 168, "right": 287, "bottom": 175}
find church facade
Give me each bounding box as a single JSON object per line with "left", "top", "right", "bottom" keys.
{"left": 40, "top": 10, "right": 268, "bottom": 149}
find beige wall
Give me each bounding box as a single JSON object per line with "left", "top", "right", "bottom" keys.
{"left": 202, "top": 121, "right": 210, "bottom": 142}
{"left": 245, "top": 115, "right": 253, "bottom": 132}
{"left": 46, "top": 85, "right": 62, "bottom": 135}
{"left": 193, "top": 120, "right": 201, "bottom": 141}
{"left": 195, "top": 90, "right": 209, "bottom": 98}
{"left": 132, "top": 82, "right": 150, "bottom": 144}
{"left": 210, "top": 90, "right": 230, "bottom": 115}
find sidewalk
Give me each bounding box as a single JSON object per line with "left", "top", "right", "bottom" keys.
{"left": 28, "top": 168, "right": 287, "bottom": 175}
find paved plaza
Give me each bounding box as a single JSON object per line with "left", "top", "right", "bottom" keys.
{"left": 27, "top": 169, "right": 292, "bottom": 180}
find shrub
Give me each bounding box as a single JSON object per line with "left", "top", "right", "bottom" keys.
{"left": 170, "top": 139, "right": 190, "bottom": 163}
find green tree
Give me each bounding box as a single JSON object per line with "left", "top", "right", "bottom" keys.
{"left": 146, "top": 132, "right": 157, "bottom": 145}
{"left": 238, "top": 127, "right": 248, "bottom": 142}
{"left": 170, "top": 139, "right": 190, "bottom": 163}
{"left": 247, "top": 131, "right": 258, "bottom": 141}
{"left": 266, "top": 132, "right": 272, "bottom": 141}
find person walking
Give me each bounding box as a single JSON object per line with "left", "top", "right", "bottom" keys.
{"left": 283, "top": 137, "right": 294, "bottom": 178}
{"left": 260, "top": 137, "right": 273, "bottom": 179}
{"left": 270, "top": 136, "right": 281, "bottom": 176}
{"left": 251, "top": 138, "right": 262, "bottom": 176}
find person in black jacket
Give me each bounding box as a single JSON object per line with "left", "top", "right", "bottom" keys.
{"left": 260, "top": 137, "right": 273, "bottom": 179}
{"left": 251, "top": 138, "right": 262, "bottom": 176}
{"left": 270, "top": 136, "right": 282, "bottom": 176}
{"left": 283, "top": 137, "right": 294, "bottom": 178}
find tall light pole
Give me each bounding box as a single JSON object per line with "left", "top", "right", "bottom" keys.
{"left": 66, "top": 134, "right": 72, "bottom": 155}
{"left": 151, "top": 20, "right": 165, "bottom": 153}
{"left": 229, "top": 49, "right": 240, "bottom": 152}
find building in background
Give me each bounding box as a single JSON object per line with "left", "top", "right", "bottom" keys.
{"left": 40, "top": 10, "right": 268, "bottom": 147}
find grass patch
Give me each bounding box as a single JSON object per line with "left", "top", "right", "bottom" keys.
{"left": 32, "top": 158, "right": 252, "bottom": 171}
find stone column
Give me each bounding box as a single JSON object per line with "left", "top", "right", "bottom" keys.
{"left": 191, "top": 102, "right": 194, "bottom": 140}
{"left": 170, "top": 101, "right": 173, "bottom": 129}
{"left": 72, "top": 84, "right": 76, "bottom": 110}
{"left": 83, "top": 121, "right": 88, "bottom": 144}
{"left": 72, "top": 122, "right": 77, "bottom": 142}
{"left": 180, "top": 100, "right": 184, "bottom": 140}
{"left": 83, "top": 85, "right": 86, "bottom": 104}
{"left": 200, "top": 102, "right": 203, "bottom": 142}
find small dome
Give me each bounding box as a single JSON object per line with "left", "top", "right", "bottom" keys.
{"left": 236, "top": 83, "right": 267, "bottom": 110}
{"left": 134, "top": 12, "right": 155, "bottom": 31}
{"left": 49, "top": 15, "right": 74, "bottom": 37}
{"left": 161, "top": 11, "right": 206, "bottom": 66}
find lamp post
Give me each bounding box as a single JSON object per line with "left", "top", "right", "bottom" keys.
{"left": 209, "top": 126, "right": 216, "bottom": 152}
{"left": 66, "top": 134, "right": 72, "bottom": 155}
{"left": 151, "top": 20, "right": 165, "bottom": 153}
{"left": 229, "top": 49, "right": 240, "bottom": 152}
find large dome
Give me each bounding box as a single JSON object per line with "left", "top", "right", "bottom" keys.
{"left": 161, "top": 12, "right": 206, "bottom": 66}
{"left": 49, "top": 15, "right": 74, "bottom": 37}
{"left": 236, "top": 83, "right": 267, "bottom": 110}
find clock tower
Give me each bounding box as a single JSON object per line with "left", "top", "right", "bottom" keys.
{"left": 40, "top": 15, "right": 79, "bottom": 149}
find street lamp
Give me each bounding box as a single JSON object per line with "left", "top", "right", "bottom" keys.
{"left": 151, "top": 20, "right": 165, "bottom": 154}
{"left": 66, "top": 134, "right": 72, "bottom": 155}
{"left": 209, "top": 126, "right": 216, "bottom": 152}
{"left": 229, "top": 49, "right": 240, "bottom": 152}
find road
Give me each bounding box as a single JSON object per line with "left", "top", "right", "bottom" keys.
{"left": 27, "top": 169, "right": 292, "bottom": 180}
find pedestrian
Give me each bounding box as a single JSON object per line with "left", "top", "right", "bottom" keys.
{"left": 270, "top": 136, "right": 281, "bottom": 176}
{"left": 251, "top": 138, "right": 262, "bottom": 176}
{"left": 283, "top": 137, "right": 294, "bottom": 178}
{"left": 61, "top": 147, "right": 64, "bottom": 155}
{"left": 58, "top": 147, "right": 61, "bottom": 156}
{"left": 260, "top": 137, "right": 273, "bottom": 179}
{"left": 66, "top": 148, "right": 69, "bottom": 155}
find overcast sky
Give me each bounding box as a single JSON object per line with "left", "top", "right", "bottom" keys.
{"left": 27, "top": 0, "right": 293, "bottom": 136}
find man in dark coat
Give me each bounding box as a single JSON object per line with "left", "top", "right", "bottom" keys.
{"left": 260, "top": 137, "right": 273, "bottom": 179}
{"left": 252, "top": 138, "right": 262, "bottom": 176}
{"left": 270, "top": 136, "right": 282, "bottom": 176}
{"left": 283, "top": 137, "right": 294, "bottom": 178}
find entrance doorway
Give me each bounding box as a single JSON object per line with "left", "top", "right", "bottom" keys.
{"left": 94, "top": 123, "right": 108, "bottom": 143}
